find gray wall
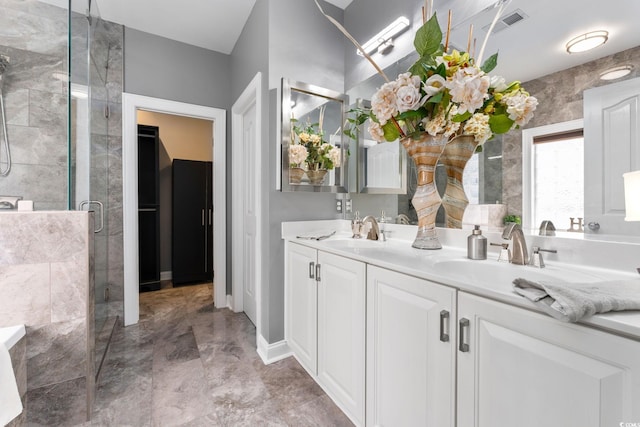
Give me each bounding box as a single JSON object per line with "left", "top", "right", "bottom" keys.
{"left": 124, "top": 27, "right": 233, "bottom": 294}
{"left": 229, "top": 0, "right": 345, "bottom": 343}
{"left": 124, "top": 28, "right": 232, "bottom": 109}
{"left": 0, "top": 0, "right": 68, "bottom": 209}
{"left": 502, "top": 46, "right": 640, "bottom": 218}
{"left": 230, "top": 0, "right": 270, "bottom": 332}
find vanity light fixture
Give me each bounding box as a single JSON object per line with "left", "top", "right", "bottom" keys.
{"left": 357, "top": 16, "right": 410, "bottom": 56}
{"left": 600, "top": 65, "right": 633, "bottom": 81}
{"left": 565, "top": 30, "right": 608, "bottom": 54}
{"left": 623, "top": 170, "right": 640, "bottom": 221}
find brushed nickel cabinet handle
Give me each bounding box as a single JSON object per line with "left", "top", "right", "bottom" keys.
{"left": 315, "top": 264, "right": 321, "bottom": 282}
{"left": 309, "top": 262, "right": 315, "bottom": 279}
{"left": 459, "top": 318, "right": 470, "bottom": 352}
{"left": 440, "top": 310, "right": 450, "bottom": 342}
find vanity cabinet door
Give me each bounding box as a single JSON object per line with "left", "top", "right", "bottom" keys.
{"left": 366, "top": 266, "right": 457, "bottom": 427}
{"left": 457, "top": 292, "right": 640, "bottom": 427}
{"left": 285, "top": 242, "right": 318, "bottom": 374}
{"left": 317, "top": 251, "right": 366, "bottom": 426}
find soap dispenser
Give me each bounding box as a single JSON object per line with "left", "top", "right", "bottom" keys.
{"left": 467, "top": 225, "right": 487, "bottom": 260}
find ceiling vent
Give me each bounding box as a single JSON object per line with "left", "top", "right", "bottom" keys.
{"left": 482, "top": 9, "right": 528, "bottom": 34}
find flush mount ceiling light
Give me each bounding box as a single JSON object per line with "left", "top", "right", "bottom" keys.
{"left": 565, "top": 30, "right": 608, "bottom": 54}
{"left": 357, "top": 16, "right": 410, "bottom": 56}
{"left": 600, "top": 65, "right": 633, "bottom": 80}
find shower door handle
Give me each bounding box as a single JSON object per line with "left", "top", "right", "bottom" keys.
{"left": 79, "top": 200, "right": 104, "bottom": 233}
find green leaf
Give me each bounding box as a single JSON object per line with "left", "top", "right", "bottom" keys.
{"left": 452, "top": 111, "right": 472, "bottom": 123}
{"left": 382, "top": 121, "right": 401, "bottom": 142}
{"left": 414, "top": 13, "right": 442, "bottom": 57}
{"left": 426, "top": 91, "right": 444, "bottom": 104}
{"left": 488, "top": 114, "right": 514, "bottom": 134}
{"left": 480, "top": 52, "right": 498, "bottom": 73}
{"left": 396, "top": 110, "right": 424, "bottom": 121}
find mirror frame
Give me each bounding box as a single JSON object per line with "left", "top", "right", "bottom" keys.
{"left": 281, "top": 78, "right": 349, "bottom": 193}
{"left": 354, "top": 99, "right": 407, "bottom": 194}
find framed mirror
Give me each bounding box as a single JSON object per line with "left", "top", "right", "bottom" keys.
{"left": 353, "top": 99, "right": 407, "bottom": 194}
{"left": 281, "top": 78, "right": 348, "bottom": 193}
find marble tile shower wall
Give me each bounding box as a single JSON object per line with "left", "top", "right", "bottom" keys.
{"left": 0, "top": 211, "right": 95, "bottom": 424}
{"left": 502, "top": 46, "right": 640, "bottom": 217}
{"left": 0, "top": 0, "right": 68, "bottom": 209}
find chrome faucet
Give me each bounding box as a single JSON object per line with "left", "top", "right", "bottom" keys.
{"left": 502, "top": 222, "right": 528, "bottom": 265}
{"left": 362, "top": 215, "right": 380, "bottom": 240}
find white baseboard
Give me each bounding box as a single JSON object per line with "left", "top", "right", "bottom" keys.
{"left": 257, "top": 335, "right": 291, "bottom": 365}
{"left": 160, "top": 271, "right": 172, "bottom": 281}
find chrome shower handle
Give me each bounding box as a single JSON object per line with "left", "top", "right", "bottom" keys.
{"left": 79, "top": 200, "right": 104, "bottom": 233}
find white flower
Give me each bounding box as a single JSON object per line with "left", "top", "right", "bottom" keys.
{"left": 371, "top": 81, "right": 398, "bottom": 125}
{"left": 289, "top": 144, "right": 308, "bottom": 166}
{"left": 368, "top": 120, "right": 385, "bottom": 142}
{"left": 490, "top": 75, "right": 508, "bottom": 92}
{"left": 504, "top": 91, "right": 538, "bottom": 126}
{"left": 463, "top": 113, "right": 492, "bottom": 145}
{"left": 396, "top": 84, "right": 423, "bottom": 113}
{"left": 447, "top": 67, "right": 490, "bottom": 115}
{"left": 423, "top": 74, "right": 446, "bottom": 99}
{"left": 309, "top": 134, "right": 322, "bottom": 144}
{"left": 298, "top": 132, "right": 310, "bottom": 143}
{"left": 328, "top": 146, "right": 341, "bottom": 167}
{"left": 396, "top": 72, "right": 421, "bottom": 89}
{"left": 423, "top": 109, "right": 446, "bottom": 136}
{"left": 443, "top": 106, "right": 461, "bottom": 137}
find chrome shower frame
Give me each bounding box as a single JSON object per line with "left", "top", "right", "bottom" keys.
{"left": 0, "top": 54, "right": 12, "bottom": 177}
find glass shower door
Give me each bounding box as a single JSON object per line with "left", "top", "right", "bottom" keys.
{"left": 69, "top": 0, "right": 120, "bottom": 381}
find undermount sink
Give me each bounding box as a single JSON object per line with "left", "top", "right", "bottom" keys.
{"left": 321, "top": 237, "right": 385, "bottom": 249}
{"left": 430, "top": 257, "right": 608, "bottom": 287}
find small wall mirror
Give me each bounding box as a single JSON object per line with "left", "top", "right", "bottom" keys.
{"left": 281, "top": 78, "right": 348, "bottom": 193}
{"left": 353, "top": 99, "right": 407, "bottom": 194}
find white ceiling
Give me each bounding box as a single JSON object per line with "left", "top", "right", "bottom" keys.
{"left": 41, "top": 0, "right": 638, "bottom": 82}
{"left": 93, "top": 0, "right": 352, "bottom": 54}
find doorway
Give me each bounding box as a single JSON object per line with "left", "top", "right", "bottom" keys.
{"left": 122, "top": 93, "right": 226, "bottom": 326}
{"left": 136, "top": 111, "right": 214, "bottom": 290}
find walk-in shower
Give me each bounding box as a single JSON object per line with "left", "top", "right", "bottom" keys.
{"left": 0, "top": 54, "right": 11, "bottom": 176}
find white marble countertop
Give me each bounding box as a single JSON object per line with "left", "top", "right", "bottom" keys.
{"left": 282, "top": 220, "right": 640, "bottom": 340}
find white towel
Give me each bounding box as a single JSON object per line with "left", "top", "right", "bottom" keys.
{"left": 0, "top": 343, "right": 22, "bottom": 426}
{"left": 513, "top": 277, "right": 640, "bottom": 322}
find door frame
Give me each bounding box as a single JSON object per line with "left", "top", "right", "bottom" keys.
{"left": 231, "top": 72, "right": 263, "bottom": 338}
{"left": 122, "top": 93, "right": 227, "bottom": 326}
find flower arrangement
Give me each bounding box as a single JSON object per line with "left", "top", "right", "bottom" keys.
{"left": 291, "top": 115, "right": 342, "bottom": 171}
{"left": 348, "top": 13, "right": 537, "bottom": 149}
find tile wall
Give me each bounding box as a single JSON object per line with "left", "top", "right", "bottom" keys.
{"left": 502, "top": 46, "right": 640, "bottom": 217}
{"left": 0, "top": 0, "right": 68, "bottom": 210}
{"left": 0, "top": 211, "right": 95, "bottom": 425}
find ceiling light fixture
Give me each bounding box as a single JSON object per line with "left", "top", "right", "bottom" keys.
{"left": 600, "top": 65, "right": 633, "bottom": 81}
{"left": 565, "top": 30, "right": 608, "bottom": 54}
{"left": 357, "top": 16, "right": 410, "bottom": 56}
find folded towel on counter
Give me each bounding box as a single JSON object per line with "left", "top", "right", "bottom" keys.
{"left": 0, "top": 343, "right": 23, "bottom": 426}
{"left": 513, "top": 277, "right": 640, "bottom": 322}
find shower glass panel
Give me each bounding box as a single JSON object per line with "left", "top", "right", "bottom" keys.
{"left": 69, "top": 0, "right": 122, "bottom": 381}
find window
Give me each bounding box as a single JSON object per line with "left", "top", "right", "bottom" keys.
{"left": 522, "top": 119, "right": 584, "bottom": 231}
{"left": 533, "top": 130, "right": 584, "bottom": 229}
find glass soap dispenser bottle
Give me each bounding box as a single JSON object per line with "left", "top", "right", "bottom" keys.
{"left": 467, "top": 225, "right": 487, "bottom": 260}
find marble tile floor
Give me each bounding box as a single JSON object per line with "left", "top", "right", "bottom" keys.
{"left": 80, "top": 283, "right": 353, "bottom": 427}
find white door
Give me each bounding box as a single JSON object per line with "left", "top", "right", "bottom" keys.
{"left": 366, "top": 266, "right": 456, "bottom": 427}
{"left": 317, "top": 251, "right": 366, "bottom": 426}
{"left": 285, "top": 242, "right": 318, "bottom": 374}
{"left": 584, "top": 77, "right": 640, "bottom": 236}
{"left": 457, "top": 292, "right": 640, "bottom": 427}
{"left": 241, "top": 103, "right": 257, "bottom": 325}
